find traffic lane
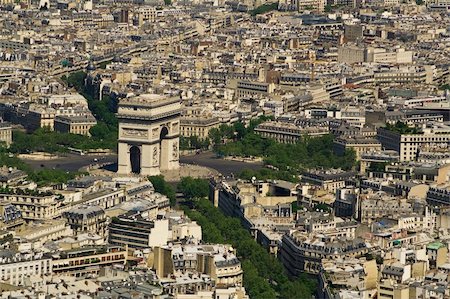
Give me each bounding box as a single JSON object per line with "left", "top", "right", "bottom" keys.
{"left": 22, "top": 154, "right": 118, "bottom": 172}
{"left": 22, "top": 151, "right": 262, "bottom": 176}
{"left": 180, "top": 152, "right": 263, "bottom": 177}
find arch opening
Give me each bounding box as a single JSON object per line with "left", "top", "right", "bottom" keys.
{"left": 130, "top": 146, "right": 141, "bottom": 174}
{"left": 160, "top": 126, "right": 169, "bottom": 170}
{"left": 160, "top": 126, "right": 169, "bottom": 139}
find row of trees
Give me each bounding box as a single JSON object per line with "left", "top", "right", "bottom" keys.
{"left": 250, "top": 2, "right": 278, "bottom": 16}
{"left": 384, "top": 121, "right": 422, "bottom": 135}
{"left": 177, "top": 176, "right": 209, "bottom": 200}
{"left": 180, "top": 136, "right": 210, "bottom": 151}
{"left": 11, "top": 128, "right": 114, "bottom": 154}
{"left": 29, "top": 169, "right": 79, "bottom": 186}
{"left": 180, "top": 116, "right": 273, "bottom": 151}
{"left": 183, "top": 198, "right": 317, "bottom": 299}
{"left": 149, "top": 176, "right": 318, "bottom": 297}
{"left": 0, "top": 146, "right": 80, "bottom": 186}
{"left": 148, "top": 175, "right": 209, "bottom": 206}
{"left": 61, "top": 71, "right": 118, "bottom": 150}
{"left": 215, "top": 133, "right": 356, "bottom": 181}
{"left": 148, "top": 175, "right": 177, "bottom": 206}
{"left": 209, "top": 116, "right": 273, "bottom": 146}
{"left": 186, "top": 115, "right": 356, "bottom": 181}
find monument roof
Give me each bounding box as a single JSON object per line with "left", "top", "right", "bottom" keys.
{"left": 120, "top": 94, "right": 180, "bottom": 108}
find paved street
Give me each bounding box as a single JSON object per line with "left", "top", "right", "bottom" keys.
{"left": 22, "top": 153, "right": 117, "bottom": 172}
{"left": 21, "top": 151, "right": 262, "bottom": 178}
{"left": 180, "top": 151, "right": 263, "bottom": 177}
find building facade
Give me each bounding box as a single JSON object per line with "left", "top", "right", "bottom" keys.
{"left": 63, "top": 205, "right": 106, "bottom": 236}
{"left": 54, "top": 115, "right": 97, "bottom": 136}
{"left": 377, "top": 124, "right": 450, "bottom": 162}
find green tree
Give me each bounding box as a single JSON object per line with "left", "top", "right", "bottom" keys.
{"left": 61, "top": 72, "right": 119, "bottom": 151}
{"left": 62, "top": 71, "right": 86, "bottom": 91}
{"left": 30, "top": 169, "right": 78, "bottom": 186}
{"left": 233, "top": 122, "right": 247, "bottom": 140}
{"left": 89, "top": 122, "right": 111, "bottom": 141}
{"left": 182, "top": 199, "right": 317, "bottom": 299}
{"left": 385, "top": 121, "right": 422, "bottom": 134}
{"left": 98, "top": 61, "right": 111, "bottom": 69}
{"left": 148, "top": 175, "right": 176, "bottom": 206}
{"left": 215, "top": 133, "right": 356, "bottom": 175}
{"left": 250, "top": 2, "right": 278, "bottom": 16}
{"left": 180, "top": 137, "right": 190, "bottom": 150}
{"left": 291, "top": 201, "right": 301, "bottom": 213}
{"left": 368, "top": 162, "right": 388, "bottom": 172}
{"left": 376, "top": 255, "right": 384, "bottom": 265}
{"left": 177, "top": 177, "right": 209, "bottom": 200}
{"left": 208, "top": 128, "right": 222, "bottom": 146}
{"left": 10, "top": 128, "right": 115, "bottom": 154}
{"left": 219, "top": 124, "right": 235, "bottom": 139}
{"left": 0, "top": 234, "right": 14, "bottom": 245}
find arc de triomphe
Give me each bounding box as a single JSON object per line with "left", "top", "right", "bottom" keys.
{"left": 117, "top": 94, "right": 180, "bottom": 176}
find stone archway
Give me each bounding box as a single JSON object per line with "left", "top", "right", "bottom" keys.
{"left": 159, "top": 126, "right": 169, "bottom": 170}
{"left": 117, "top": 94, "right": 180, "bottom": 176}
{"left": 129, "top": 145, "right": 141, "bottom": 174}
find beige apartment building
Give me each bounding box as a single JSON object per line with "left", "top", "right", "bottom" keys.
{"left": 63, "top": 205, "right": 107, "bottom": 236}
{"left": 234, "top": 80, "right": 275, "bottom": 99}
{"left": 0, "top": 257, "right": 52, "bottom": 286}
{"left": 359, "top": 195, "right": 412, "bottom": 224}
{"left": 378, "top": 280, "right": 410, "bottom": 299}
{"left": 333, "top": 137, "right": 382, "bottom": 160}
{"left": 152, "top": 244, "right": 243, "bottom": 288}
{"left": 338, "top": 45, "right": 413, "bottom": 64}
{"left": 338, "top": 45, "right": 365, "bottom": 64}
{"left": 255, "top": 121, "right": 329, "bottom": 144}
{"left": 15, "top": 220, "right": 72, "bottom": 243}
{"left": 377, "top": 123, "right": 450, "bottom": 161}
{"left": 297, "top": 0, "right": 326, "bottom": 12}
{"left": 52, "top": 246, "right": 127, "bottom": 277}
{"left": 137, "top": 7, "right": 157, "bottom": 24}
{"left": 0, "top": 122, "right": 12, "bottom": 147}
{"left": 26, "top": 107, "right": 55, "bottom": 131}
{"left": 180, "top": 115, "right": 220, "bottom": 139}
{"left": 280, "top": 231, "right": 369, "bottom": 275}
{"left": 54, "top": 114, "right": 97, "bottom": 136}
{"left": 0, "top": 191, "right": 67, "bottom": 221}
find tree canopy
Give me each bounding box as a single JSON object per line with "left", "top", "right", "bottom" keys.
{"left": 61, "top": 71, "right": 118, "bottom": 151}
{"left": 177, "top": 177, "right": 209, "bottom": 200}
{"left": 180, "top": 136, "right": 210, "bottom": 151}
{"left": 215, "top": 133, "right": 356, "bottom": 180}
{"left": 0, "top": 146, "right": 81, "bottom": 186}
{"left": 183, "top": 198, "right": 317, "bottom": 299}
{"left": 384, "top": 121, "right": 422, "bottom": 135}
{"left": 148, "top": 175, "right": 176, "bottom": 206}
{"left": 207, "top": 116, "right": 355, "bottom": 182}
{"left": 11, "top": 128, "right": 115, "bottom": 154}
{"left": 250, "top": 2, "right": 278, "bottom": 16}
